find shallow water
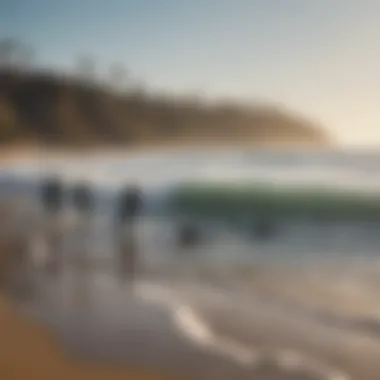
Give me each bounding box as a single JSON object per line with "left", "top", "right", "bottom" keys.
{"left": 3, "top": 148, "right": 380, "bottom": 379}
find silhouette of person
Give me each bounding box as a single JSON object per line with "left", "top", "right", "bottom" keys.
{"left": 177, "top": 220, "right": 200, "bottom": 248}
{"left": 116, "top": 185, "right": 143, "bottom": 284}
{"left": 40, "top": 176, "right": 64, "bottom": 214}
{"left": 252, "top": 218, "right": 277, "bottom": 241}
{"left": 71, "top": 182, "right": 94, "bottom": 216}
{"left": 118, "top": 184, "right": 143, "bottom": 222}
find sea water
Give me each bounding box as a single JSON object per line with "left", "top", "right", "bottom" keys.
{"left": 2, "top": 148, "right": 380, "bottom": 379}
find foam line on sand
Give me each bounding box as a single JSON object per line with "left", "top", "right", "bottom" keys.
{"left": 135, "top": 281, "right": 350, "bottom": 380}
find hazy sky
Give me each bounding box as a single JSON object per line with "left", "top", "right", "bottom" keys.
{"left": 1, "top": 0, "right": 380, "bottom": 147}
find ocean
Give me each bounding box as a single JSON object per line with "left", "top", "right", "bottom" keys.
{"left": 2, "top": 147, "right": 380, "bottom": 379}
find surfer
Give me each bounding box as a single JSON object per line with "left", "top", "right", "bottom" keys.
{"left": 41, "top": 175, "right": 64, "bottom": 214}
{"left": 177, "top": 220, "right": 200, "bottom": 248}
{"left": 71, "top": 182, "right": 94, "bottom": 216}
{"left": 252, "top": 218, "right": 277, "bottom": 241}
{"left": 115, "top": 184, "right": 143, "bottom": 284}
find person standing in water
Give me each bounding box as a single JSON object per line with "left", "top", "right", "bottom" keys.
{"left": 115, "top": 184, "right": 143, "bottom": 285}
{"left": 72, "top": 183, "right": 93, "bottom": 216}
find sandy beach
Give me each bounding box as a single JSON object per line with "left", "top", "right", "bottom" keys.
{"left": 5, "top": 262, "right": 380, "bottom": 380}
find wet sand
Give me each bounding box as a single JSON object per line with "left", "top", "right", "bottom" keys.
{"left": 0, "top": 229, "right": 179, "bottom": 380}
{"left": 7, "top": 263, "right": 380, "bottom": 380}
{"left": 0, "top": 294, "right": 180, "bottom": 380}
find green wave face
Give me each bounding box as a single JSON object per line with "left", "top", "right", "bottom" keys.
{"left": 172, "top": 182, "right": 380, "bottom": 222}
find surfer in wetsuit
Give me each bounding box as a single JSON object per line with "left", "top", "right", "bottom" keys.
{"left": 115, "top": 184, "right": 143, "bottom": 284}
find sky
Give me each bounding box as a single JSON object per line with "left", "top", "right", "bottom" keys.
{"left": 1, "top": 0, "right": 380, "bottom": 147}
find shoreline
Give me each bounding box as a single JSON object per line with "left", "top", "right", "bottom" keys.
{"left": 0, "top": 140, "right": 337, "bottom": 165}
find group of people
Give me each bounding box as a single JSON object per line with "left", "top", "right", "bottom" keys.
{"left": 39, "top": 176, "right": 143, "bottom": 283}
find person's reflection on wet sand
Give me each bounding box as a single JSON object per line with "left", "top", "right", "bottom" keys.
{"left": 115, "top": 185, "right": 143, "bottom": 288}
{"left": 39, "top": 176, "right": 65, "bottom": 278}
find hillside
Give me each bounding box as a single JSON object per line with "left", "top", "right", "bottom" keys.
{"left": 0, "top": 69, "right": 330, "bottom": 148}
